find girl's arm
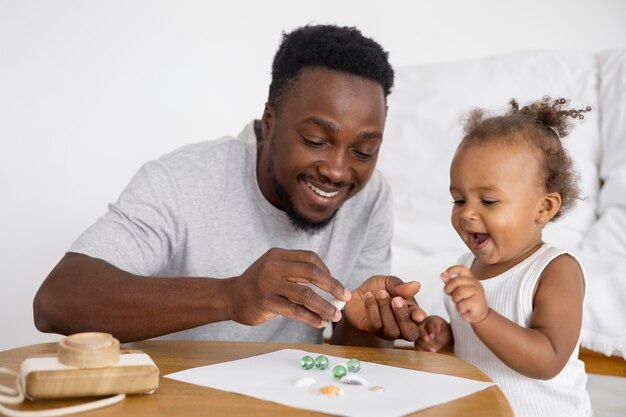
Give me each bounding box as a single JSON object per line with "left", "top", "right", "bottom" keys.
{"left": 444, "top": 254, "right": 584, "bottom": 379}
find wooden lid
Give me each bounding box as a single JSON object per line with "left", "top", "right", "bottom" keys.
{"left": 58, "top": 332, "right": 120, "bottom": 368}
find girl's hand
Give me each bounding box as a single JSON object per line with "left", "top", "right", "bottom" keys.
{"left": 441, "top": 265, "right": 489, "bottom": 324}
{"left": 415, "top": 315, "right": 452, "bottom": 352}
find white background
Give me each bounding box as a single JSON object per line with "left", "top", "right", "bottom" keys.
{"left": 1, "top": 0, "right": 626, "bottom": 352}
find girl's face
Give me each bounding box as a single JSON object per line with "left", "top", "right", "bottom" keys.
{"left": 449, "top": 139, "right": 553, "bottom": 278}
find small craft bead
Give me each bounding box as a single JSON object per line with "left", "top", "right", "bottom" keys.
{"left": 294, "top": 377, "right": 317, "bottom": 387}
{"left": 319, "top": 385, "right": 343, "bottom": 397}
{"left": 347, "top": 358, "right": 361, "bottom": 373}
{"left": 331, "top": 298, "right": 346, "bottom": 311}
{"left": 300, "top": 355, "right": 314, "bottom": 370}
{"left": 332, "top": 364, "right": 347, "bottom": 380}
{"left": 314, "top": 355, "right": 329, "bottom": 370}
{"left": 369, "top": 385, "right": 385, "bottom": 393}
{"left": 339, "top": 374, "right": 368, "bottom": 386}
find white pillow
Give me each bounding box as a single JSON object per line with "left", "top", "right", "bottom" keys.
{"left": 578, "top": 251, "right": 626, "bottom": 357}
{"left": 582, "top": 49, "right": 626, "bottom": 256}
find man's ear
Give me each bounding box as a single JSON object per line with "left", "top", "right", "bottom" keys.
{"left": 261, "top": 103, "right": 274, "bottom": 142}
{"left": 536, "top": 192, "right": 562, "bottom": 225}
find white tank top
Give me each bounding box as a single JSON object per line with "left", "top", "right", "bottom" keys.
{"left": 445, "top": 244, "right": 592, "bottom": 417}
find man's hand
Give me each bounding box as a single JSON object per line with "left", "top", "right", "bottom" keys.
{"left": 344, "top": 275, "right": 426, "bottom": 341}
{"left": 415, "top": 315, "right": 452, "bottom": 352}
{"left": 441, "top": 266, "right": 489, "bottom": 323}
{"left": 227, "top": 248, "right": 350, "bottom": 328}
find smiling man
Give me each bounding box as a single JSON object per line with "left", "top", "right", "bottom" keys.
{"left": 33, "top": 25, "right": 425, "bottom": 347}
{"left": 258, "top": 68, "right": 385, "bottom": 233}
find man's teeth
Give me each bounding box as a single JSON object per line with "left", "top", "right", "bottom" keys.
{"left": 306, "top": 181, "right": 339, "bottom": 198}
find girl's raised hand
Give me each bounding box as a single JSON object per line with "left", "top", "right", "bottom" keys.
{"left": 441, "top": 266, "right": 490, "bottom": 324}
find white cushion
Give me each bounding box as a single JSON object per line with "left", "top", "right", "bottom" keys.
{"left": 582, "top": 50, "right": 626, "bottom": 256}
{"left": 578, "top": 251, "right": 626, "bottom": 357}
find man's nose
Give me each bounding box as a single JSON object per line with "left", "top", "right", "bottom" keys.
{"left": 318, "top": 150, "right": 351, "bottom": 184}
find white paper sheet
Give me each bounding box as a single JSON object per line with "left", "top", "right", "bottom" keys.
{"left": 165, "top": 349, "right": 494, "bottom": 417}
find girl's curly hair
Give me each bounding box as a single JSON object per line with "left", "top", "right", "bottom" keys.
{"left": 461, "top": 96, "right": 591, "bottom": 220}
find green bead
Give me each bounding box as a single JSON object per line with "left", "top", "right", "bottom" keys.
{"left": 347, "top": 358, "right": 361, "bottom": 373}
{"left": 300, "top": 355, "right": 314, "bottom": 370}
{"left": 314, "top": 355, "right": 329, "bottom": 370}
{"left": 332, "top": 364, "right": 347, "bottom": 380}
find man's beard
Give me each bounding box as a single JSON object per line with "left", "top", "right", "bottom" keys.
{"left": 271, "top": 174, "right": 339, "bottom": 235}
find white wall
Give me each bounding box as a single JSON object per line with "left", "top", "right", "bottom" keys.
{"left": 1, "top": 0, "right": 625, "bottom": 351}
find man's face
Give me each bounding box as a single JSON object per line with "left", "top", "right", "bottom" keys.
{"left": 257, "top": 67, "right": 387, "bottom": 233}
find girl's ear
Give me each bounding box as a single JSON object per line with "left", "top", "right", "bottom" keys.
{"left": 536, "top": 192, "right": 562, "bottom": 225}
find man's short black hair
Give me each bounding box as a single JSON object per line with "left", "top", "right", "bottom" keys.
{"left": 268, "top": 24, "right": 394, "bottom": 110}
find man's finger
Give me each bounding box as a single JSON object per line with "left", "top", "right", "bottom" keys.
{"left": 375, "top": 291, "right": 401, "bottom": 340}
{"left": 290, "top": 264, "right": 352, "bottom": 302}
{"left": 281, "top": 282, "right": 342, "bottom": 322}
{"left": 386, "top": 279, "right": 421, "bottom": 299}
{"left": 363, "top": 292, "right": 382, "bottom": 332}
{"left": 381, "top": 276, "right": 424, "bottom": 324}
{"left": 410, "top": 305, "right": 427, "bottom": 323}
{"left": 402, "top": 296, "right": 426, "bottom": 324}
{"left": 285, "top": 251, "right": 351, "bottom": 302}
{"left": 271, "top": 296, "right": 327, "bottom": 328}
{"left": 392, "top": 297, "right": 419, "bottom": 341}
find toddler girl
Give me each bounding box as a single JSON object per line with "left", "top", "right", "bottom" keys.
{"left": 416, "top": 97, "right": 593, "bottom": 417}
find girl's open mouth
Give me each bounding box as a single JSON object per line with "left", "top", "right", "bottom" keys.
{"left": 469, "top": 232, "right": 490, "bottom": 250}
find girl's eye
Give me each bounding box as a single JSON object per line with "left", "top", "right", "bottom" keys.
{"left": 452, "top": 200, "right": 465, "bottom": 206}
{"left": 482, "top": 200, "right": 497, "bottom": 206}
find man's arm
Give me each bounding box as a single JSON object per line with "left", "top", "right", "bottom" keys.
{"left": 34, "top": 253, "right": 233, "bottom": 342}
{"left": 34, "top": 249, "right": 350, "bottom": 342}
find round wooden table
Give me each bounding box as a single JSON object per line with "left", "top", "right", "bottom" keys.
{"left": 0, "top": 340, "right": 512, "bottom": 416}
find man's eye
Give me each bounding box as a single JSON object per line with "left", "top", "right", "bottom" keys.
{"left": 302, "top": 137, "right": 325, "bottom": 148}
{"left": 352, "top": 150, "right": 374, "bottom": 160}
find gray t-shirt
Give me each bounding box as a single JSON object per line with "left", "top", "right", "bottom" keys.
{"left": 70, "top": 121, "right": 393, "bottom": 343}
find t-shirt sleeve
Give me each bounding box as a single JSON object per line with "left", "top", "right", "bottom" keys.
{"left": 69, "top": 160, "right": 185, "bottom": 276}
{"left": 347, "top": 173, "right": 393, "bottom": 289}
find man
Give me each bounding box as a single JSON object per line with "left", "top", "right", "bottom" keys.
{"left": 33, "top": 24, "right": 425, "bottom": 347}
